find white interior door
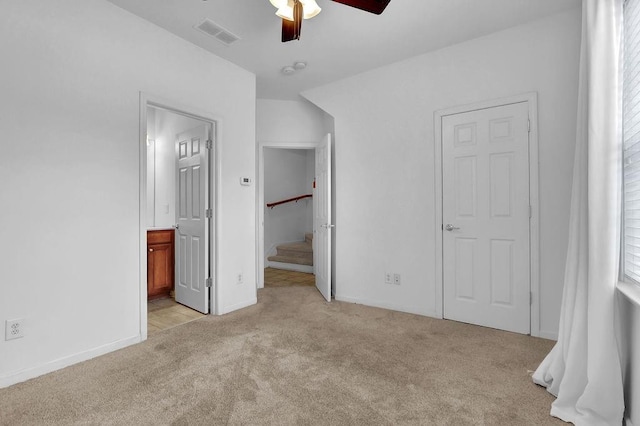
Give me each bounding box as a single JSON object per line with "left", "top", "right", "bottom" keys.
{"left": 314, "top": 134, "right": 332, "bottom": 302}
{"left": 442, "top": 102, "right": 530, "bottom": 334}
{"left": 175, "top": 124, "right": 210, "bottom": 314}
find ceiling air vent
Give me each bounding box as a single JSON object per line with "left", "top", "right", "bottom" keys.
{"left": 194, "top": 18, "right": 241, "bottom": 46}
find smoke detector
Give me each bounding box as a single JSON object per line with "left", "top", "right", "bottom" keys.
{"left": 281, "top": 61, "right": 307, "bottom": 75}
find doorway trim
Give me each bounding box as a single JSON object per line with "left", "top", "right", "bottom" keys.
{"left": 256, "top": 141, "right": 319, "bottom": 289}
{"left": 139, "top": 92, "right": 221, "bottom": 340}
{"left": 433, "top": 92, "right": 540, "bottom": 337}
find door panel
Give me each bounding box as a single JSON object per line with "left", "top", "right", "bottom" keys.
{"left": 314, "top": 134, "right": 332, "bottom": 302}
{"left": 443, "top": 102, "right": 530, "bottom": 334}
{"left": 175, "top": 124, "right": 209, "bottom": 314}
{"left": 455, "top": 238, "right": 476, "bottom": 301}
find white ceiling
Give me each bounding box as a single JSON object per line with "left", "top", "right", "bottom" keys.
{"left": 107, "top": 0, "right": 580, "bottom": 100}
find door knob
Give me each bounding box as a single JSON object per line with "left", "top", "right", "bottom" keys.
{"left": 149, "top": 248, "right": 154, "bottom": 252}
{"left": 445, "top": 224, "right": 460, "bottom": 231}
{"left": 174, "top": 224, "right": 180, "bottom": 230}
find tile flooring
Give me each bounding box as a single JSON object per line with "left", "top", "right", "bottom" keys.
{"left": 147, "top": 298, "right": 205, "bottom": 335}
{"left": 147, "top": 269, "right": 314, "bottom": 335}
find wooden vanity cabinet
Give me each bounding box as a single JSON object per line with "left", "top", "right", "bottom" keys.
{"left": 147, "top": 229, "right": 175, "bottom": 300}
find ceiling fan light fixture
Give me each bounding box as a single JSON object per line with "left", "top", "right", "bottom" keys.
{"left": 274, "top": 0, "right": 321, "bottom": 21}
{"left": 302, "top": 0, "right": 321, "bottom": 19}
{"left": 269, "top": 0, "right": 288, "bottom": 7}
{"left": 275, "top": 5, "right": 295, "bottom": 21}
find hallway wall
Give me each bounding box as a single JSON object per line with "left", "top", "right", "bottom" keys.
{"left": 256, "top": 99, "right": 335, "bottom": 286}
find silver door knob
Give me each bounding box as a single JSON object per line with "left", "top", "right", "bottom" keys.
{"left": 174, "top": 224, "right": 180, "bottom": 230}
{"left": 445, "top": 224, "right": 460, "bottom": 231}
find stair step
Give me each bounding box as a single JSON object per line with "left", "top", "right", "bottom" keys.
{"left": 267, "top": 255, "right": 313, "bottom": 266}
{"left": 305, "top": 233, "right": 313, "bottom": 243}
{"left": 276, "top": 241, "right": 312, "bottom": 254}
{"left": 268, "top": 239, "right": 313, "bottom": 266}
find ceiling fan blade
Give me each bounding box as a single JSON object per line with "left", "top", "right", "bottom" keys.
{"left": 331, "top": 0, "right": 391, "bottom": 15}
{"left": 281, "top": 18, "right": 300, "bottom": 42}
{"left": 281, "top": 0, "right": 303, "bottom": 42}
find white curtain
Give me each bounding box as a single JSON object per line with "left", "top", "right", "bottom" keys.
{"left": 532, "top": 0, "right": 624, "bottom": 424}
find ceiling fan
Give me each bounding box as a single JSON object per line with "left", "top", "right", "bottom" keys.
{"left": 269, "top": 0, "right": 391, "bottom": 42}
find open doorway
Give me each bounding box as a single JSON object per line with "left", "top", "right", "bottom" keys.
{"left": 264, "top": 148, "right": 315, "bottom": 272}
{"left": 139, "top": 94, "right": 218, "bottom": 339}
{"left": 262, "top": 147, "right": 315, "bottom": 292}
{"left": 257, "top": 135, "right": 333, "bottom": 301}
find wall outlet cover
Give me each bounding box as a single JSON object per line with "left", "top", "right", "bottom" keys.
{"left": 393, "top": 274, "right": 401, "bottom": 285}
{"left": 5, "top": 319, "right": 25, "bottom": 341}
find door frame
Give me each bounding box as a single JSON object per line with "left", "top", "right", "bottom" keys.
{"left": 139, "top": 92, "right": 221, "bottom": 340}
{"left": 256, "top": 141, "right": 319, "bottom": 289}
{"left": 434, "top": 92, "right": 541, "bottom": 337}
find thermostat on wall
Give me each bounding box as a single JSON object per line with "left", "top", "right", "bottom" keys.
{"left": 240, "top": 177, "right": 253, "bottom": 186}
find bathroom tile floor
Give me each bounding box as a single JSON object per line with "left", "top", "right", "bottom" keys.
{"left": 147, "top": 269, "right": 314, "bottom": 335}
{"left": 147, "top": 298, "right": 205, "bottom": 336}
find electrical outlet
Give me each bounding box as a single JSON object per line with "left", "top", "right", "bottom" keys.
{"left": 385, "top": 272, "right": 393, "bottom": 284}
{"left": 5, "top": 319, "right": 24, "bottom": 341}
{"left": 393, "top": 273, "right": 401, "bottom": 285}
{"left": 237, "top": 273, "right": 243, "bottom": 285}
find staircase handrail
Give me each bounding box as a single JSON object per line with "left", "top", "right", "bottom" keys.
{"left": 266, "top": 194, "right": 312, "bottom": 209}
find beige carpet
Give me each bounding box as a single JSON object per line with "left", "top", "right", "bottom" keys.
{"left": 0, "top": 287, "right": 560, "bottom": 425}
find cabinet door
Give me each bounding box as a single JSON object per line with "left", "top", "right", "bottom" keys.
{"left": 148, "top": 242, "right": 174, "bottom": 299}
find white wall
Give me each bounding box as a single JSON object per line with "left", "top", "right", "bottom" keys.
{"left": 147, "top": 108, "right": 205, "bottom": 229}
{"left": 619, "top": 289, "right": 640, "bottom": 425}
{"left": 264, "top": 149, "right": 313, "bottom": 259}
{"left": 0, "top": 0, "right": 256, "bottom": 387}
{"left": 257, "top": 99, "right": 330, "bottom": 143}
{"left": 305, "top": 150, "right": 315, "bottom": 233}
{"left": 302, "top": 9, "right": 581, "bottom": 338}
{"left": 146, "top": 107, "right": 156, "bottom": 226}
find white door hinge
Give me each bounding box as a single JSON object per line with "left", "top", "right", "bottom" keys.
{"left": 206, "top": 139, "right": 213, "bottom": 150}
{"left": 206, "top": 277, "right": 213, "bottom": 288}
{"left": 206, "top": 208, "right": 212, "bottom": 218}
{"left": 530, "top": 291, "right": 533, "bottom": 306}
{"left": 527, "top": 119, "right": 531, "bottom": 133}
{"left": 529, "top": 205, "right": 532, "bottom": 219}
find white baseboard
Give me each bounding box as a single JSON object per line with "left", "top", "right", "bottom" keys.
{"left": 537, "top": 330, "right": 559, "bottom": 341}
{"left": 218, "top": 297, "right": 257, "bottom": 315}
{"left": 335, "top": 295, "right": 438, "bottom": 318}
{"left": 0, "top": 335, "right": 141, "bottom": 389}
